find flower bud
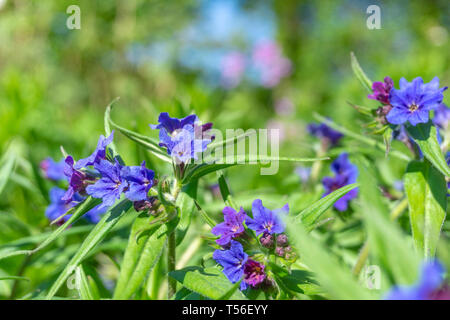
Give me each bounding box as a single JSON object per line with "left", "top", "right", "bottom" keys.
{"left": 276, "top": 234, "right": 288, "bottom": 246}
{"left": 260, "top": 232, "right": 274, "bottom": 248}
{"left": 275, "top": 246, "right": 285, "bottom": 257}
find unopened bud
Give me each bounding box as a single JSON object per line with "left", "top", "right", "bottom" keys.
{"left": 275, "top": 246, "right": 285, "bottom": 257}
{"left": 276, "top": 234, "right": 288, "bottom": 246}
{"left": 260, "top": 232, "right": 274, "bottom": 248}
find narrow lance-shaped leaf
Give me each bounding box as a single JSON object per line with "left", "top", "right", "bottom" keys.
{"left": 406, "top": 122, "right": 450, "bottom": 178}
{"left": 169, "top": 266, "right": 247, "bottom": 300}
{"left": 350, "top": 52, "right": 373, "bottom": 93}
{"left": 46, "top": 199, "right": 132, "bottom": 299}
{"left": 404, "top": 160, "right": 447, "bottom": 259}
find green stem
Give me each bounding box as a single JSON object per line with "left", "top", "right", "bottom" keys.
{"left": 167, "top": 231, "right": 176, "bottom": 299}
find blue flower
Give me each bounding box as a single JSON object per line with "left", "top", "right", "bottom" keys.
{"left": 245, "top": 199, "right": 288, "bottom": 235}
{"left": 120, "top": 161, "right": 155, "bottom": 201}
{"left": 74, "top": 131, "right": 114, "bottom": 170}
{"left": 212, "top": 206, "right": 247, "bottom": 246}
{"left": 307, "top": 122, "right": 343, "bottom": 146}
{"left": 86, "top": 159, "right": 127, "bottom": 210}
{"left": 322, "top": 153, "right": 358, "bottom": 211}
{"left": 433, "top": 103, "right": 450, "bottom": 130}
{"left": 40, "top": 157, "right": 66, "bottom": 181}
{"left": 150, "top": 112, "right": 214, "bottom": 163}
{"left": 46, "top": 187, "right": 77, "bottom": 223}
{"left": 84, "top": 204, "right": 108, "bottom": 224}
{"left": 385, "top": 261, "right": 446, "bottom": 300}
{"left": 387, "top": 77, "right": 447, "bottom": 126}
{"left": 213, "top": 240, "right": 249, "bottom": 290}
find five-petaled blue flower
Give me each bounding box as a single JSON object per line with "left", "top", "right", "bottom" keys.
{"left": 74, "top": 131, "right": 114, "bottom": 169}
{"left": 213, "top": 240, "right": 249, "bottom": 290}
{"left": 150, "top": 112, "right": 214, "bottom": 163}
{"left": 212, "top": 206, "right": 247, "bottom": 246}
{"left": 40, "top": 157, "right": 66, "bottom": 181}
{"left": 307, "top": 122, "right": 343, "bottom": 146}
{"left": 322, "top": 153, "right": 358, "bottom": 211}
{"left": 86, "top": 159, "right": 127, "bottom": 210}
{"left": 120, "top": 161, "right": 155, "bottom": 201}
{"left": 385, "top": 261, "right": 446, "bottom": 300}
{"left": 386, "top": 77, "right": 447, "bottom": 126}
{"left": 245, "top": 199, "right": 288, "bottom": 236}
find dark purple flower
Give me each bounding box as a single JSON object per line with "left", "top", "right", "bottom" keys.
{"left": 243, "top": 259, "right": 266, "bottom": 287}
{"left": 307, "top": 122, "right": 343, "bottom": 146}
{"left": 121, "top": 161, "right": 155, "bottom": 201}
{"left": 150, "top": 113, "right": 214, "bottom": 164}
{"left": 322, "top": 153, "right": 358, "bottom": 211}
{"left": 368, "top": 77, "right": 394, "bottom": 105}
{"left": 74, "top": 131, "right": 114, "bottom": 169}
{"left": 213, "top": 240, "right": 249, "bottom": 290}
{"left": 387, "top": 77, "right": 447, "bottom": 126}
{"left": 212, "top": 207, "right": 247, "bottom": 246}
{"left": 245, "top": 199, "right": 288, "bottom": 236}
{"left": 433, "top": 103, "right": 450, "bottom": 130}
{"left": 86, "top": 159, "right": 127, "bottom": 210}
{"left": 40, "top": 157, "right": 66, "bottom": 181}
{"left": 385, "top": 261, "right": 446, "bottom": 300}
{"left": 62, "top": 156, "right": 94, "bottom": 203}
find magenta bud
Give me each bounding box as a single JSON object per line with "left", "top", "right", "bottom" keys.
{"left": 260, "top": 232, "right": 274, "bottom": 248}
{"left": 276, "top": 234, "right": 288, "bottom": 246}
{"left": 275, "top": 246, "right": 285, "bottom": 257}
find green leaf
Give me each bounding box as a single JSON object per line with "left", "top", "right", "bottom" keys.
{"left": 217, "top": 171, "right": 238, "bottom": 208}
{"left": 194, "top": 200, "right": 217, "bottom": 228}
{"left": 77, "top": 265, "right": 95, "bottom": 300}
{"left": 105, "top": 102, "right": 171, "bottom": 163}
{"left": 0, "top": 197, "right": 100, "bottom": 261}
{"left": 350, "top": 52, "right": 373, "bottom": 92}
{"left": 404, "top": 160, "right": 447, "bottom": 258}
{"left": 175, "top": 184, "right": 197, "bottom": 246}
{"left": 104, "top": 97, "right": 120, "bottom": 156}
{"left": 269, "top": 263, "right": 323, "bottom": 296}
{"left": 113, "top": 218, "right": 169, "bottom": 300}
{"left": 357, "top": 159, "right": 420, "bottom": 285}
{"left": 295, "top": 183, "right": 359, "bottom": 228}
{"left": 46, "top": 199, "right": 132, "bottom": 299}
{"left": 0, "top": 145, "right": 16, "bottom": 197}
{"left": 0, "top": 276, "right": 29, "bottom": 281}
{"left": 169, "top": 266, "right": 247, "bottom": 300}
{"left": 285, "top": 219, "right": 375, "bottom": 299}
{"left": 406, "top": 122, "right": 450, "bottom": 177}
{"left": 314, "top": 113, "right": 411, "bottom": 162}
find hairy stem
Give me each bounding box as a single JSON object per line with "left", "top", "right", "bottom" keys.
{"left": 167, "top": 231, "right": 176, "bottom": 299}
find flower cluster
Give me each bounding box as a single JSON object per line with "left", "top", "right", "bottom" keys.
{"left": 386, "top": 260, "right": 449, "bottom": 300}
{"left": 322, "top": 153, "right": 359, "bottom": 211}
{"left": 212, "top": 199, "right": 291, "bottom": 291}
{"left": 150, "top": 112, "right": 214, "bottom": 164}
{"left": 43, "top": 131, "right": 158, "bottom": 225}
{"left": 368, "top": 76, "right": 448, "bottom": 127}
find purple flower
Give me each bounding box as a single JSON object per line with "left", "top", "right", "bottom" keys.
{"left": 307, "top": 122, "right": 343, "bottom": 146}
{"left": 151, "top": 113, "right": 214, "bottom": 164}
{"left": 74, "top": 131, "right": 114, "bottom": 169}
{"left": 433, "top": 103, "right": 450, "bottom": 130}
{"left": 385, "top": 261, "right": 446, "bottom": 300}
{"left": 62, "top": 156, "right": 94, "bottom": 203}
{"left": 368, "top": 77, "right": 394, "bottom": 105}
{"left": 386, "top": 77, "right": 448, "bottom": 126}
{"left": 121, "top": 161, "right": 155, "bottom": 201}
{"left": 211, "top": 207, "right": 247, "bottom": 246}
{"left": 213, "top": 240, "right": 249, "bottom": 290}
{"left": 40, "top": 157, "right": 66, "bottom": 181}
{"left": 245, "top": 199, "right": 288, "bottom": 236}
{"left": 86, "top": 159, "right": 127, "bottom": 210}
{"left": 322, "top": 153, "right": 358, "bottom": 211}
{"left": 243, "top": 259, "right": 266, "bottom": 288}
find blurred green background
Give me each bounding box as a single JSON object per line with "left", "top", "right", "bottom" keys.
{"left": 0, "top": 0, "right": 448, "bottom": 299}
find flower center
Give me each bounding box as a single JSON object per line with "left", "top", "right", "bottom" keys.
{"left": 409, "top": 103, "right": 419, "bottom": 112}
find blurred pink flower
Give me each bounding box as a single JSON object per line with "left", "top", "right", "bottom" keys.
{"left": 221, "top": 52, "right": 246, "bottom": 88}
{"left": 252, "top": 41, "right": 291, "bottom": 88}
{"left": 275, "top": 97, "right": 294, "bottom": 116}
